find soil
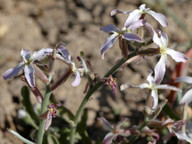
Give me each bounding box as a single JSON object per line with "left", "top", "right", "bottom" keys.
{"left": 0, "top": 0, "right": 191, "bottom": 143}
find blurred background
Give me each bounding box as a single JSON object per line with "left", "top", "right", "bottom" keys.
{"left": 0, "top": 0, "right": 191, "bottom": 143}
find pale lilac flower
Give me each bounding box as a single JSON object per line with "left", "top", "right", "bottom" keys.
{"left": 40, "top": 103, "right": 61, "bottom": 131}
{"left": 162, "top": 118, "right": 192, "bottom": 143}
{"left": 111, "top": 4, "right": 168, "bottom": 28}
{"left": 98, "top": 117, "right": 130, "bottom": 144}
{"left": 175, "top": 76, "right": 192, "bottom": 104}
{"left": 100, "top": 22, "right": 144, "bottom": 59}
{"left": 56, "top": 43, "right": 82, "bottom": 86}
{"left": 152, "top": 30, "right": 188, "bottom": 84}
{"left": 121, "top": 73, "right": 181, "bottom": 109}
{"left": 3, "top": 49, "right": 52, "bottom": 87}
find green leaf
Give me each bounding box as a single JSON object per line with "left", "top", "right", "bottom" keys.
{"left": 21, "top": 86, "right": 40, "bottom": 125}
{"left": 162, "top": 103, "right": 180, "bottom": 120}
{"left": 8, "top": 129, "right": 35, "bottom": 144}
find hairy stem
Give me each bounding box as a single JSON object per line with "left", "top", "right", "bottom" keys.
{"left": 69, "top": 51, "right": 137, "bottom": 144}
{"left": 36, "top": 84, "right": 52, "bottom": 144}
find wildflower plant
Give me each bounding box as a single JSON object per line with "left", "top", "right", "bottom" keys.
{"left": 3, "top": 3, "right": 191, "bottom": 144}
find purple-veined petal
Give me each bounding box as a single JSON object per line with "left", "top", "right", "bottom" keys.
{"left": 3, "top": 62, "right": 25, "bottom": 80}
{"left": 116, "top": 118, "right": 128, "bottom": 129}
{"left": 98, "top": 117, "right": 113, "bottom": 131}
{"left": 100, "top": 24, "right": 119, "bottom": 33}
{"left": 101, "top": 33, "right": 118, "bottom": 59}
{"left": 151, "top": 89, "right": 158, "bottom": 110}
{"left": 24, "top": 64, "right": 35, "bottom": 87}
{"left": 152, "top": 30, "right": 162, "bottom": 47}
{"left": 30, "top": 48, "right": 53, "bottom": 61}
{"left": 175, "top": 76, "right": 192, "bottom": 84}
{"left": 21, "top": 49, "right": 31, "bottom": 62}
{"left": 144, "top": 23, "right": 155, "bottom": 36}
{"left": 122, "top": 33, "right": 142, "bottom": 42}
{"left": 128, "top": 19, "right": 146, "bottom": 30}
{"left": 57, "top": 45, "right": 71, "bottom": 62}
{"left": 166, "top": 48, "right": 188, "bottom": 63}
{"left": 111, "top": 9, "right": 131, "bottom": 16}
{"left": 72, "top": 71, "right": 81, "bottom": 87}
{"left": 147, "top": 10, "right": 168, "bottom": 27}
{"left": 174, "top": 131, "right": 192, "bottom": 143}
{"left": 124, "top": 9, "right": 141, "bottom": 28}
{"left": 154, "top": 55, "right": 167, "bottom": 84}
{"left": 103, "top": 132, "right": 116, "bottom": 144}
{"left": 44, "top": 111, "right": 52, "bottom": 131}
{"left": 180, "top": 89, "right": 192, "bottom": 104}
{"left": 155, "top": 84, "right": 182, "bottom": 92}
{"left": 138, "top": 83, "right": 150, "bottom": 89}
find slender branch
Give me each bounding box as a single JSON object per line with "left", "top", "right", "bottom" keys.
{"left": 69, "top": 51, "right": 137, "bottom": 144}
{"left": 36, "top": 84, "right": 52, "bottom": 144}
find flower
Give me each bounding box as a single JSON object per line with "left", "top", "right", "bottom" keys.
{"left": 120, "top": 73, "right": 181, "bottom": 109}
{"left": 3, "top": 49, "right": 53, "bottom": 87}
{"left": 152, "top": 30, "right": 188, "bottom": 84}
{"left": 104, "top": 75, "right": 117, "bottom": 97}
{"left": 56, "top": 43, "right": 82, "bottom": 87}
{"left": 175, "top": 76, "right": 192, "bottom": 104}
{"left": 98, "top": 117, "right": 130, "bottom": 144}
{"left": 40, "top": 103, "right": 61, "bottom": 131}
{"left": 162, "top": 118, "right": 192, "bottom": 143}
{"left": 111, "top": 4, "right": 168, "bottom": 28}
{"left": 100, "top": 22, "right": 143, "bottom": 59}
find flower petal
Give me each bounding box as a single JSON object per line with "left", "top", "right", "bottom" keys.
{"left": 30, "top": 48, "right": 53, "bottom": 61}
{"left": 116, "top": 118, "right": 128, "bottom": 129}
{"left": 174, "top": 131, "right": 192, "bottom": 143}
{"left": 57, "top": 44, "right": 71, "bottom": 62}
{"left": 175, "top": 76, "right": 192, "bottom": 84}
{"left": 147, "top": 72, "right": 155, "bottom": 86}
{"left": 151, "top": 89, "right": 158, "bottom": 110}
{"left": 180, "top": 89, "right": 192, "bottom": 104}
{"left": 72, "top": 71, "right": 81, "bottom": 87}
{"left": 100, "top": 24, "right": 119, "bottom": 33}
{"left": 128, "top": 19, "right": 146, "bottom": 30}
{"left": 155, "top": 84, "right": 182, "bottom": 92}
{"left": 124, "top": 9, "right": 141, "bottom": 28}
{"left": 101, "top": 33, "right": 118, "bottom": 59}
{"left": 3, "top": 62, "right": 24, "bottom": 80}
{"left": 111, "top": 9, "right": 130, "bottom": 16}
{"left": 98, "top": 117, "right": 113, "bottom": 131}
{"left": 21, "top": 49, "right": 31, "bottom": 62}
{"left": 122, "top": 33, "right": 142, "bottom": 42}
{"left": 147, "top": 10, "right": 168, "bottom": 27}
{"left": 166, "top": 48, "right": 188, "bottom": 63}
{"left": 154, "top": 55, "right": 167, "bottom": 84}
{"left": 24, "top": 64, "right": 35, "bottom": 87}
{"left": 103, "top": 132, "right": 116, "bottom": 144}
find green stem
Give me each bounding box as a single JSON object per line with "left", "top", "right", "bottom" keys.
{"left": 69, "top": 51, "right": 137, "bottom": 144}
{"left": 36, "top": 84, "right": 52, "bottom": 144}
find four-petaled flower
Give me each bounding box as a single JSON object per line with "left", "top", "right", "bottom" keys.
{"left": 3, "top": 49, "right": 52, "bottom": 87}
{"left": 151, "top": 29, "right": 188, "bottom": 84}
{"left": 111, "top": 4, "right": 168, "bottom": 28}
{"left": 98, "top": 117, "right": 130, "bottom": 144}
{"left": 40, "top": 103, "right": 61, "bottom": 131}
{"left": 162, "top": 118, "right": 192, "bottom": 143}
{"left": 56, "top": 43, "right": 82, "bottom": 87}
{"left": 100, "top": 22, "right": 143, "bottom": 59}
{"left": 120, "top": 73, "right": 181, "bottom": 109}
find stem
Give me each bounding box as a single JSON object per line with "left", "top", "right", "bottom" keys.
{"left": 36, "top": 84, "right": 52, "bottom": 144}
{"left": 69, "top": 51, "right": 137, "bottom": 144}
